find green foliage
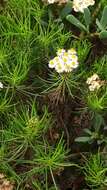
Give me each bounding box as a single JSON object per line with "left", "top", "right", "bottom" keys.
{"left": 34, "top": 137, "right": 69, "bottom": 171}
{"left": 36, "top": 20, "right": 71, "bottom": 56}
{"left": 75, "top": 122, "right": 105, "bottom": 145}
{"left": 2, "top": 101, "right": 51, "bottom": 158}
{"left": 71, "top": 40, "right": 91, "bottom": 64}
{"left": 0, "top": 2, "right": 31, "bottom": 41}
{"left": 0, "top": 89, "right": 13, "bottom": 114}
{"left": 1, "top": 51, "right": 29, "bottom": 87}
{"left": 93, "top": 56, "right": 107, "bottom": 80}
{"left": 38, "top": 71, "right": 80, "bottom": 104}
{"left": 100, "top": 6, "right": 107, "bottom": 29}
{"left": 96, "top": 6, "right": 107, "bottom": 39}
{"left": 84, "top": 153, "right": 107, "bottom": 189}
{"left": 66, "top": 5, "right": 107, "bottom": 39}
{"left": 99, "top": 30, "right": 107, "bottom": 39}
{"left": 87, "top": 91, "right": 107, "bottom": 113}
{"left": 31, "top": 0, "right": 47, "bottom": 23}
{"left": 84, "top": 8, "right": 91, "bottom": 31}
{"left": 37, "top": 40, "right": 91, "bottom": 102}
{"left": 24, "top": 136, "right": 75, "bottom": 190}
{"left": 1, "top": 0, "right": 107, "bottom": 189}
{"left": 75, "top": 135, "right": 92, "bottom": 143}
{"left": 0, "top": 142, "right": 20, "bottom": 183}
{"left": 66, "top": 14, "right": 88, "bottom": 32}
{"left": 0, "top": 40, "right": 11, "bottom": 66}
{"left": 60, "top": 1, "right": 72, "bottom": 19}
{"left": 66, "top": 7, "right": 92, "bottom": 33}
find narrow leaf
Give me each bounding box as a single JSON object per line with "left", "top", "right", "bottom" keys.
{"left": 66, "top": 14, "right": 88, "bottom": 32}
{"left": 84, "top": 8, "right": 91, "bottom": 28}
{"left": 75, "top": 136, "right": 91, "bottom": 143}
{"left": 83, "top": 128, "right": 92, "bottom": 135}
{"left": 96, "top": 19, "right": 104, "bottom": 31}
{"left": 100, "top": 6, "right": 107, "bottom": 29}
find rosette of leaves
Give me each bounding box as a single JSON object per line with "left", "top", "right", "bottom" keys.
{"left": 66, "top": 5, "right": 107, "bottom": 39}
{"left": 83, "top": 153, "right": 107, "bottom": 189}
{"left": 75, "top": 87, "right": 107, "bottom": 144}
{"left": 2, "top": 101, "right": 51, "bottom": 159}
{"left": 66, "top": 8, "right": 92, "bottom": 34}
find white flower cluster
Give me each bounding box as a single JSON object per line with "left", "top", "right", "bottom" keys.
{"left": 42, "top": 0, "right": 68, "bottom": 5}
{"left": 73, "top": 0, "right": 95, "bottom": 13}
{"left": 0, "top": 82, "right": 3, "bottom": 89}
{"left": 48, "top": 48, "right": 79, "bottom": 73}
{"left": 86, "top": 74, "right": 102, "bottom": 91}
{"left": 47, "top": 0, "right": 55, "bottom": 3}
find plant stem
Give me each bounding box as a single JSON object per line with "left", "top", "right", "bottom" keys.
{"left": 50, "top": 167, "right": 58, "bottom": 190}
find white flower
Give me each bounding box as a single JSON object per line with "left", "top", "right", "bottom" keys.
{"left": 73, "top": 0, "right": 87, "bottom": 13}
{"left": 0, "top": 82, "right": 3, "bottom": 89}
{"left": 70, "top": 60, "right": 79, "bottom": 68}
{"left": 42, "top": 0, "right": 68, "bottom": 5}
{"left": 55, "top": 61, "right": 65, "bottom": 73}
{"left": 48, "top": 59, "right": 56, "bottom": 68}
{"left": 86, "top": 74, "right": 102, "bottom": 91}
{"left": 68, "top": 54, "right": 78, "bottom": 61}
{"left": 48, "top": 0, "right": 55, "bottom": 4}
{"left": 88, "top": 84, "right": 94, "bottom": 91}
{"left": 64, "top": 63, "right": 73, "bottom": 72}
{"left": 48, "top": 56, "right": 60, "bottom": 68}
{"left": 68, "top": 48, "right": 77, "bottom": 55}
{"left": 89, "top": 81, "right": 101, "bottom": 91}
{"left": 86, "top": 74, "right": 99, "bottom": 85}
{"left": 91, "top": 73, "right": 99, "bottom": 81}
{"left": 48, "top": 48, "right": 79, "bottom": 73}
{"left": 73, "top": 0, "right": 95, "bottom": 13}
{"left": 57, "top": 49, "right": 65, "bottom": 57}
{"left": 85, "top": 0, "right": 95, "bottom": 6}
{"left": 62, "top": 55, "right": 69, "bottom": 64}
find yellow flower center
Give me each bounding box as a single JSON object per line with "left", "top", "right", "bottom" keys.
{"left": 72, "top": 61, "right": 76, "bottom": 65}
{"left": 71, "top": 55, "right": 77, "bottom": 59}
{"left": 50, "top": 60, "right": 54, "bottom": 65}
{"left": 64, "top": 52, "right": 68, "bottom": 56}
{"left": 62, "top": 57, "right": 68, "bottom": 63}
{"left": 54, "top": 57, "right": 59, "bottom": 62}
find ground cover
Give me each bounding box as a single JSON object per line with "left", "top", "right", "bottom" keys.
{"left": 1, "top": 0, "right": 107, "bottom": 189}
